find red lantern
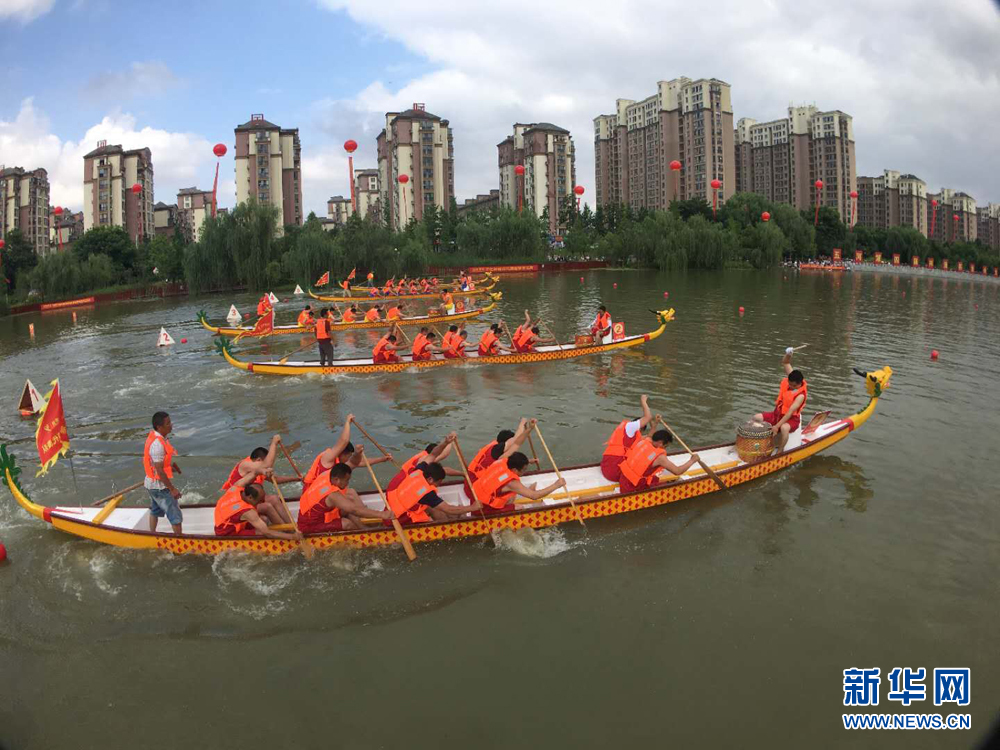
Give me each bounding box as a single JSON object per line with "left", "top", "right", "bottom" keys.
{"left": 514, "top": 165, "right": 525, "bottom": 176}
{"left": 514, "top": 165, "right": 525, "bottom": 213}
{"left": 343, "top": 139, "right": 358, "bottom": 153}
{"left": 670, "top": 160, "right": 681, "bottom": 171}
{"left": 931, "top": 199, "right": 938, "bottom": 206}
{"left": 131, "top": 183, "right": 142, "bottom": 194}
{"left": 398, "top": 174, "right": 409, "bottom": 184}
{"left": 344, "top": 140, "right": 359, "bottom": 213}
{"left": 813, "top": 180, "right": 824, "bottom": 226}
{"left": 710, "top": 179, "right": 722, "bottom": 219}
{"left": 669, "top": 160, "right": 682, "bottom": 202}
{"left": 0, "top": 239, "right": 5, "bottom": 249}
{"left": 952, "top": 213, "right": 959, "bottom": 221}
{"left": 814, "top": 180, "right": 824, "bottom": 190}
{"left": 710, "top": 179, "right": 721, "bottom": 190}
{"left": 213, "top": 143, "right": 227, "bottom": 158}
{"left": 574, "top": 185, "right": 584, "bottom": 195}
{"left": 850, "top": 190, "right": 858, "bottom": 199}
{"left": 761, "top": 212, "right": 771, "bottom": 222}
{"left": 53, "top": 206, "right": 63, "bottom": 215}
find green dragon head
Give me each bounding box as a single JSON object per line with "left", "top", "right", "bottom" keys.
{"left": 655, "top": 308, "right": 676, "bottom": 325}
{"left": 214, "top": 336, "right": 234, "bottom": 357}
{"left": 0, "top": 444, "right": 26, "bottom": 499}
{"left": 196, "top": 310, "right": 207, "bottom": 323}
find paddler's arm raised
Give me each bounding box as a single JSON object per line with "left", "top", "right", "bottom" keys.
{"left": 497, "top": 418, "right": 533, "bottom": 461}
{"left": 429, "top": 433, "right": 464, "bottom": 476}
{"left": 263, "top": 434, "right": 282, "bottom": 470}
{"left": 782, "top": 349, "right": 794, "bottom": 375}
{"left": 638, "top": 394, "right": 653, "bottom": 430}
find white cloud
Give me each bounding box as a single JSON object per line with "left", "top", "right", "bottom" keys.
{"left": 313, "top": 0, "right": 1000, "bottom": 211}
{"left": 0, "top": 98, "right": 227, "bottom": 213}
{"left": 83, "top": 61, "right": 183, "bottom": 103}
{"left": 0, "top": 0, "right": 55, "bottom": 23}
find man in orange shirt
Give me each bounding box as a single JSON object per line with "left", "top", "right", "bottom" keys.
{"left": 315, "top": 308, "right": 334, "bottom": 366}
{"left": 364, "top": 305, "right": 382, "bottom": 323}
{"left": 753, "top": 348, "right": 808, "bottom": 453}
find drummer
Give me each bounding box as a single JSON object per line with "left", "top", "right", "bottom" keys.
{"left": 441, "top": 288, "right": 456, "bottom": 315}
{"left": 753, "top": 348, "right": 807, "bottom": 453}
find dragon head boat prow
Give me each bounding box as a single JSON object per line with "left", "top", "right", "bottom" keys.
{"left": 854, "top": 366, "right": 893, "bottom": 399}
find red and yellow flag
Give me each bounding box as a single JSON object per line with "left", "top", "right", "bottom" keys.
{"left": 250, "top": 309, "right": 274, "bottom": 336}
{"left": 315, "top": 271, "right": 330, "bottom": 287}
{"left": 35, "top": 379, "right": 70, "bottom": 477}
{"left": 346, "top": 267, "right": 356, "bottom": 281}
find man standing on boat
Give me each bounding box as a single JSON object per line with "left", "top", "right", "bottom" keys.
{"left": 753, "top": 349, "right": 807, "bottom": 454}
{"left": 315, "top": 308, "right": 334, "bottom": 366}
{"left": 143, "top": 411, "right": 184, "bottom": 534}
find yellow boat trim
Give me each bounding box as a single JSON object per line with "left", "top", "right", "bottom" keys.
{"left": 310, "top": 279, "right": 498, "bottom": 303}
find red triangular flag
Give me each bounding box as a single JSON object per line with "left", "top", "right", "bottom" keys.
{"left": 347, "top": 267, "right": 356, "bottom": 281}
{"left": 35, "top": 379, "right": 70, "bottom": 476}
{"left": 315, "top": 271, "right": 330, "bottom": 287}
{"left": 250, "top": 309, "right": 274, "bottom": 336}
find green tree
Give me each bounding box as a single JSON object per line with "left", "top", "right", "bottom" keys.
{"left": 73, "top": 225, "right": 136, "bottom": 272}
{"left": 1, "top": 229, "right": 38, "bottom": 292}
{"left": 148, "top": 234, "right": 185, "bottom": 282}
{"left": 809, "top": 206, "right": 847, "bottom": 256}
{"left": 670, "top": 197, "right": 713, "bottom": 222}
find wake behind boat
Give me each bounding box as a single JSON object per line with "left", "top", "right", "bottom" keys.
{"left": 0, "top": 367, "right": 892, "bottom": 555}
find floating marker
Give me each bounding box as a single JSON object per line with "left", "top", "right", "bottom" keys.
{"left": 580, "top": 277, "right": 584, "bottom": 282}
{"left": 294, "top": 285, "right": 304, "bottom": 295}
{"left": 244, "top": 313, "right": 250, "bottom": 319}
{"left": 180, "top": 338, "right": 187, "bottom": 344}
{"left": 613, "top": 283, "right": 618, "bottom": 289}
{"left": 17, "top": 379, "right": 45, "bottom": 417}
{"left": 0, "top": 542, "right": 6, "bottom": 563}
{"left": 227, "top": 305, "right": 241, "bottom": 325}
{"left": 268, "top": 291, "right": 279, "bottom": 305}
{"left": 663, "top": 292, "right": 669, "bottom": 298}
{"left": 931, "top": 350, "right": 939, "bottom": 360}
{"left": 739, "top": 306, "right": 745, "bottom": 314}
{"left": 29, "top": 323, "right": 35, "bottom": 337}
{"left": 72, "top": 311, "right": 77, "bottom": 323}
{"left": 156, "top": 328, "right": 176, "bottom": 347}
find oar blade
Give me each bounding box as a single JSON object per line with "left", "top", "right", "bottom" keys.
{"left": 392, "top": 519, "right": 417, "bottom": 561}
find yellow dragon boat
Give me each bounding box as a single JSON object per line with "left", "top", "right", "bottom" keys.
{"left": 216, "top": 309, "right": 675, "bottom": 375}
{"left": 197, "top": 294, "right": 500, "bottom": 337}
{"left": 310, "top": 276, "right": 499, "bottom": 303}
{"left": 341, "top": 272, "right": 496, "bottom": 295}
{"left": 0, "top": 367, "right": 892, "bottom": 556}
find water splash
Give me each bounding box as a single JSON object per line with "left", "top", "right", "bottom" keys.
{"left": 491, "top": 526, "right": 581, "bottom": 558}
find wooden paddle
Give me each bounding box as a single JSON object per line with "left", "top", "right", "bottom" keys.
{"left": 655, "top": 416, "right": 727, "bottom": 491}
{"left": 269, "top": 477, "right": 315, "bottom": 559}
{"left": 360, "top": 451, "right": 417, "bottom": 562}
{"left": 352, "top": 419, "right": 403, "bottom": 470}
{"left": 394, "top": 323, "right": 411, "bottom": 344}
{"left": 453, "top": 439, "right": 495, "bottom": 538}
{"left": 278, "top": 438, "right": 303, "bottom": 481}
{"left": 278, "top": 341, "right": 317, "bottom": 365}
{"left": 526, "top": 431, "right": 541, "bottom": 467}
{"left": 532, "top": 424, "right": 585, "bottom": 527}
{"left": 501, "top": 320, "right": 517, "bottom": 351}
{"left": 90, "top": 481, "right": 144, "bottom": 506}
{"left": 539, "top": 319, "right": 564, "bottom": 350}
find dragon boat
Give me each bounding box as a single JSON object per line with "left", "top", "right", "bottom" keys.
{"left": 197, "top": 294, "right": 500, "bottom": 337}
{"left": 216, "top": 309, "right": 675, "bottom": 375}
{"left": 310, "top": 276, "right": 499, "bottom": 303}
{"left": 342, "top": 272, "right": 496, "bottom": 295}
{"left": 0, "top": 367, "right": 892, "bottom": 556}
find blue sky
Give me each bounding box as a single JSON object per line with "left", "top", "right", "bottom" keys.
{"left": 2, "top": 0, "right": 999, "bottom": 219}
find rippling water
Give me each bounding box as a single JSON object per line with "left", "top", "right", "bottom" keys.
{"left": 1, "top": 268, "right": 998, "bottom": 748}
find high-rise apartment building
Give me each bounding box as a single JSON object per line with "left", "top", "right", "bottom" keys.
{"left": 50, "top": 209, "right": 84, "bottom": 249}
{"left": 327, "top": 196, "right": 352, "bottom": 224}
{"left": 856, "top": 170, "right": 927, "bottom": 235}
{"left": 326, "top": 169, "right": 381, "bottom": 225}
{"left": 377, "top": 104, "right": 454, "bottom": 229}
{"left": 82, "top": 141, "right": 154, "bottom": 242}
{"left": 924, "top": 189, "right": 977, "bottom": 244}
{"left": 1, "top": 166, "right": 50, "bottom": 255}
{"left": 234, "top": 114, "right": 302, "bottom": 229}
{"left": 734, "top": 105, "right": 856, "bottom": 220}
{"left": 977, "top": 204, "right": 1000, "bottom": 251}
{"left": 176, "top": 187, "right": 214, "bottom": 242}
{"left": 153, "top": 202, "right": 178, "bottom": 237}
{"left": 594, "top": 78, "right": 734, "bottom": 210}
{"left": 498, "top": 123, "right": 575, "bottom": 233}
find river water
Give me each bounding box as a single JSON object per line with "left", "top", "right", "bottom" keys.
{"left": 0, "top": 269, "right": 997, "bottom": 749}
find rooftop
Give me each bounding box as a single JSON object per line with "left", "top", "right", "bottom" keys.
{"left": 235, "top": 115, "right": 281, "bottom": 131}
{"left": 525, "top": 122, "right": 570, "bottom": 135}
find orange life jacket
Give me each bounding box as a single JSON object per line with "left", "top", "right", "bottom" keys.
{"left": 387, "top": 307, "right": 401, "bottom": 320}
{"left": 143, "top": 431, "right": 176, "bottom": 482}
{"left": 442, "top": 292, "right": 454, "bottom": 308}
{"left": 373, "top": 335, "right": 394, "bottom": 360}
{"left": 592, "top": 311, "right": 611, "bottom": 334}
{"left": 257, "top": 298, "right": 270, "bottom": 317}
{"left": 618, "top": 437, "right": 665, "bottom": 487}
{"left": 342, "top": 309, "right": 356, "bottom": 323}
{"left": 297, "top": 310, "right": 314, "bottom": 327}
{"left": 221, "top": 457, "right": 266, "bottom": 491}
{"left": 364, "top": 308, "right": 380, "bottom": 322}
{"left": 774, "top": 377, "right": 808, "bottom": 419}
{"left": 214, "top": 487, "right": 256, "bottom": 535}
{"left": 386, "top": 470, "right": 434, "bottom": 523}
{"left": 297, "top": 472, "right": 344, "bottom": 529}
{"left": 441, "top": 331, "right": 454, "bottom": 350}
{"left": 444, "top": 338, "right": 466, "bottom": 359}
{"left": 469, "top": 441, "right": 497, "bottom": 475}
{"left": 603, "top": 420, "right": 639, "bottom": 459}
{"left": 515, "top": 327, "right": 534, "bottom": 352}
{"left": 479, "top": 329, "right": 498, "bottom": 355}
{"left": 420, "top": 281, "right": 430, "bottom": 292}
{"left": 303, "top": 451, "right": 342, "bottom": 487}
{"left": 472, "top": 458, "right": 518, "bottom": 509}
{"left": 383, "top": 282, "right": 394, "bottom": 293}
{"left": 412, "top": 334, "right": 431, "bottom": 359}
{"left": 315, "top": 318, "right": 331, "bottom": 340}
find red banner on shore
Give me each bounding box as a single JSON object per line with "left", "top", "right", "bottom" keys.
{"left": 467, "top": 264, "right": 540, "bottom": 274}
{"left": 35, "top": 379, "right": 69, "bottom": 476}
{"left": 854, "top": 250, "right": 863, "bottom": 263}
{"left": 40, "top": 296, "right": 95, "bottom": 311}
{"left": 911, "top": 255, "right": 919, "bottom": 267}
{"left": 942, "top": 259, "right": 949, "bottom": 270}
{"left": 874, "top": 252, "right": 883, "bottom": 264}
{"left": 892, "top": 254, "right": 901, "bottom": 266}
{"left": 927, "top": 257, "right": 935, "bottom": 269}
{"left": 970, "top": 263, "right": 976, "bottom": 273}
{"left": 957, "top": 261, "right": 964, "bottom": 272}
{"left": 832, "top": 248, "right": 842, "bottom": 261}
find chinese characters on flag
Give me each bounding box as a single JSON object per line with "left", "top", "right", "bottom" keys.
{"left": 315, "top": 271, "right": 330, "bottom": 287}
{"left": 35, "top": 379, "right": 69, "bottom": 476}
{"left": 250, "top": 309, "right": 274, "bottom": 336}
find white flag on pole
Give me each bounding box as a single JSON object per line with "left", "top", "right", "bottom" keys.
{"left": 157, "top": 327, "right": 176, "bottom": 347}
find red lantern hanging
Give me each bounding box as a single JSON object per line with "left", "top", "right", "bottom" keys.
{"left": 53, "top": 206, "right": 63, "bottom": 215}
{"left": 849, "top": 189, "right": 858, "bottom": 227}
{"left": 670, "top": 160, "right": 682, "bottom": 171}
{"left": 211, "top": 144, "right": 226, "bottom": 218}
{"left": 761, "top": 211, "right": 771, "bottom": 222}
{"left": 930, "top": 198, "right": 939, "bottom": 238}
{"left": 343, "top": 139, "right": 358, "bottom": 154}
{"left": 53, "top": 206, "right": 64, "bottom": 250}
{"left": 131, "top": 183, "right": 142, "bottom": 194}
{"left": 573, "top": 184, "right": 584, "bottom": 212}
{"left": 669, "top": 160, "right": 682, "bottom": 201}
{"left": 0, "top": 239, "right": 5, "bottom": 249}
{"left": 813, "top": 179, "right": 824, "bottom": 226}
{"left": 213, "top": 143, "right": 227, "bottom": 158}
{"left": 514, "top": 165, "right": 525, "bottom": 214}
{"left": 514, "top": 165, "right": 524, "bottom": 176}
{"left": 710, "top": 179, "right": 722, "bottom": 219}
{"left": 398, "top": 174, "right": 409, "bottom": 184}
{"left": 397, "top": 174, "right": 409, "bottom": 227}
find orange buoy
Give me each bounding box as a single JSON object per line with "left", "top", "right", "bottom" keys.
{"left": 0, "top": 542, "right": 6, "bottom": 563}
{"left": 613, "top": 283, "right": 617, "bottom": 289}
{"left": 738, "top": 306, "right": 745, "bottom": 314}
{"left": 663, "top": 292, "right": 669, "bottom": 298}
{"left": 180, "top": 338, "right": 187, "bottom": 344}
{"left": 580, "top": 277, "right": 584, "bottom": 282}
{"left": 931, "top": 350, "right": 939, "bottom": 360}
{"left": 29, "top": 323, "right": 35, "bottom": 337}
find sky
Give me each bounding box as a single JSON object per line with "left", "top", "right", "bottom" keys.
{"left": 1, "top": 0, "right": 999, "bottom": 219}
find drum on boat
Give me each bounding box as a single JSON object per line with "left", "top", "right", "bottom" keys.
{"left": 736, "top": 421, "right": 773, "bottom": 462}
{"left": 575, "top": 334, "right": 595, "bottom": 346}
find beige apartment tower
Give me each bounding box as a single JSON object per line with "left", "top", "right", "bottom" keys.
{"left": 1, "top": 166, "right": 50, "bottom": 256}
{"left": 234, "top": 114, "right": 302, "bottom": 229}
{"left": 377, "top": 104, "right": 454, "bottom": 230}
{"left": 498, "top": 123, "right": 575, "bottom": 233}
{"left": 176, "top": 187, "right": 214, "bottom": 242}
{"left": 326, "top": 169, "right": 381, "bottom": 225}
{"left": 977, "top": 204, "right": 1000, "bottom": 251}
{"left": 82, "top": 142, "right": 154, "bottom": 243}
{"left": 594, "top": 77, "right": 735, "bottom": 210}
{"left": 734, "top": 106, "right": 856, "bottom": 220}
{"left": 856, "top": 170, "right": 928, "bottom": 235}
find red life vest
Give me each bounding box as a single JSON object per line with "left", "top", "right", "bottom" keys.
{"left": 387, "top": 306, "right": 401, "bottom": 320}
{"left": 214, "top": 487, "right": 256, "bottom": 535}
{"left": 297, "top": 310, "right": 313, "bottom": 327}
{"left": 315, "top": 318, "right": 331, "bottom": 341}
{"left": 297, "top": 472, "right": 344, "bottom": 529}
{"left": 603, "top": 420, "right": 640, "bottom": 459}
{"left": 478, "top": 330, "right": 498, "bottom": 355}
{"left": 386, "top": 470, "right": 434, "bottom": 523}
{"left": 373, "top": 335, "right": 394, "bottom": 361}
{"left": 412, "top": 334, "right": 431, "bottom": 360}
{"left": 774, "top": 377, "right": 808, "bottom": 419}
{"left": 143, "top": 431, "right": 176, "bottom": 481}
{"left": 472, "top": 458, "right": 518, "bottom": 509}
{"left": 221, "top": 457, "right": 265, "bottom": 491}
{"left": 515, "top": 327, "right": 534, "bottom": 352}
{"left": 342, "top": 309, "right": 356, "bottom": 323}
{"left": 441, "top": 331, "right": 454, "bottom": 350}
{"left": 592, "top": 311, "right": 611, "bottom": 335}
{"left": 444, "top": 338, "right": 465, "bottom": 359}
{"left": 469, "top": 441, "right": 497, "bottom": 476}
{"left": 618, "top": 437, "right": 665, "bottom": 487}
